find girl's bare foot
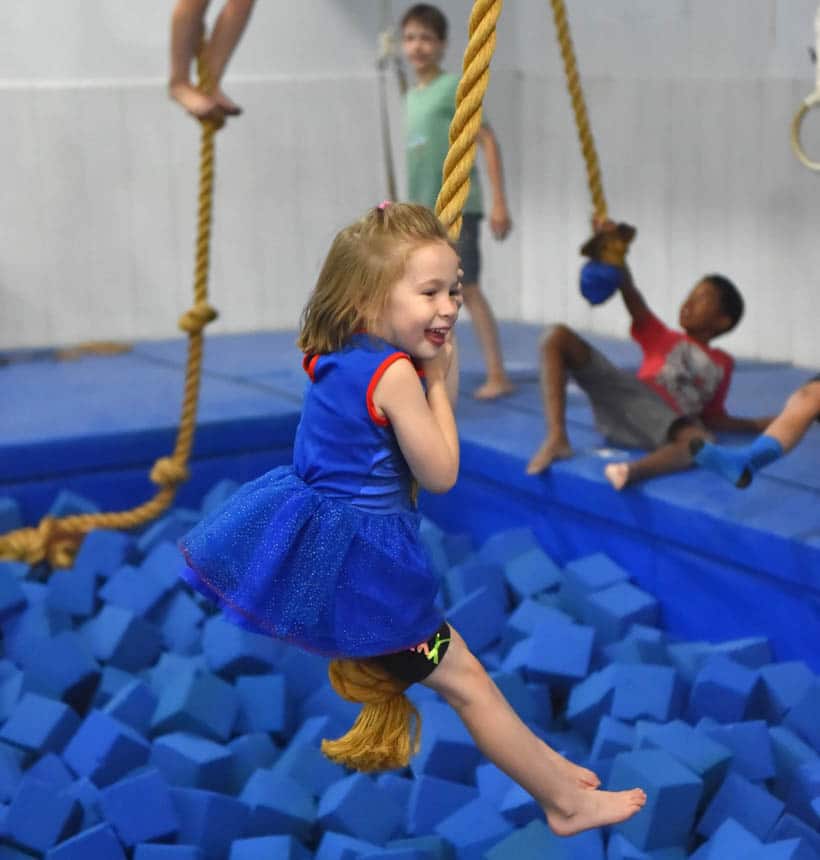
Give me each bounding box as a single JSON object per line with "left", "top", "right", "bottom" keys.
{"left": 473, "top": 377, "right": 515, "bottom": 400}
{"left": 525, "top": 437, "right": 572, "bottom": 475}
{"left": 169, "top": 81, "right": 222, "bottom": 120}
{"left": 604, "top": 462, "right": 631, "bottom": 490}
{"left": 214, "top": 88, "right": 242, "bottom": 116}
{"left": 545, "top": 786, "right": 646, "bottom": 836}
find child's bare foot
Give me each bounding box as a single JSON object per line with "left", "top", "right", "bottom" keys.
{"left": 604, "top": 462, "right": 631, "bottom": 490}
{"left": 525, "top": 437, "right": 572, "bottom": 475}
{"left": 214, "top": 88, "right": 242, "bottom": 116}
{"left": 473, "top": 377, "right": 515, "bottom": 400}
{"left": 545, "top": 786, "right": 646, "bottom": 836}
{"left": 169, "top": 81, "right": 222, "bottom": 120}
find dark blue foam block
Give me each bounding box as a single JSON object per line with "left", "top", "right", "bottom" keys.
{"left": 133, "top": 847, "right": 204, "bottom": 859}
{"left": 101, "top": 767, "right": 180, "bottom": 847}
{"left": 447, "top": 585, "right": 506, "bottom": 653}
{"left": 319, "top": 773, "right": 403, "bottom": 844}
{"left": 604, "top": 624, "right": 668, "bottom": 666}
{"left": 81, "top": 605, "right": 163, "bottom": 672}
{"left": 46, "top": 823, "right": 126, "bottom": 860}
{"left": 48, "top": 489, "right": 99, "bottom": 518}
{"left": 489, "top": 671, "right": 549, "bottom": 728}
{"left": 271, "top": 716, "right": 345, "bottom": 796}
{"left": 591, "top": 716, "right": 635, "bottom": 761}
{"left": 151, "top": 668, "right": 239, "bottom": 743}
{"left": 696, "top": 718, "right": 775, "bottom": 781}
{"left": 277, "top": 647, "right": 330, "bottom": 703}
{"left": 4, "top": 776, "right": 82, "bottom": 855}
{"left": 227, "top": 733, "right": 280, "bottom": 796}
{"left": 478, "top": 528, "right": 542, "bottom": 566}
{"left": 771, "top": 813, "right": 820, "bottom": 860}
{"left": 0, "top": 566, "right": 26, "bottom": 624}
{"left": 151, "top": 732, "right": 233, "bottom": 792}
{"left": 687, "top": 655, "right": 764, "bottom": 724}
{"left": 143, "top": 653, "right": 207, "bottom": 698}
{"left": 64, "top": 775, "right": 102, "bottom": 830}
{"left": 155, "top": 591, "right": 205, "bottom": 655}
{"left": 2, "top": 602, "right": 72, "bottom": 666}
{"left": 73, "top": 530, "right": 135, "bottom": 579}
{"left": 443, "top": 560, "right": 508, "bottom": 613}
{"left": 241, "top": 770, "right": 316, "bottom": 840}
{"left": 46, "top": 566, "right": 98, "bottom": 619}
{"left": 501, "top": 598, "right": 573, "bottom": 651}
{"left": 697, "top": 771, "right": 784, "bottom": 841}
{"left": 387, "top": 834, "right": 454, "bottom": 860}
{"left": 234, "top": 674, "right": 292, "bottom": 740}
{"left": 635, "top": 719, "right": 731, "bottom": 805}
{"left": 0, "top": 692, "right": 79, "bottom": 757}
{"left": 63, "top": 710, "right": 151, "bottom": 787}
{"left": 689, "top": 817, "right": 761, "bottom": 859}
{"left": 24, "top": 752, "right": 74, "bottom": 790}
{"left": 0, "top": 497, "right": 22, "bottom": 532}
{"left": 565, "top": 664, "right": 618, "bottom": 739}
{"left": 170, "top": 787, "right": 250, "bottom": 860}
{"left": 503, "top": 548, "right": 563, "bottom": 602}
{"left": 608, "top": 749, "right": 703, "bottom": 851}
{"left": 784, "top": 680, "right": 820, "bottom": 753}
{"left": 769, "top": 725, "right": 818, "bottom": 800}
{"left": 229, "top": 835, "right": 312, "bottom": 860}
{"left": 21, "top": 629, "right": 101, "bottom": 713}
{"left": 406, "top": 775, "right": 479, "bottom": 836}
{"left": 606, "top": 833, "right": 652, "bottom": 859}
{"left": 102, "top": 678, "right": 158, "bottom": 736}
{"left": 410, "top": 701, "right": 481, "bottom": 785}
{"left": 0, "top": 744, "right": 22, "bottom": 803}
{"left": 99, "top": 565, "right": 174, "bottom": 618}
{"left": 434, "top": 798, "right": 513, "bottom": 860}
{"left": 201, "top": 616, "right": 283, "bottom": 679}
{"left": 759, "top": 661, "right": 815, "bottom": 723}
{"left": 580, "top": 582, "right": 660, "bottom": 645}
{"left": 786, "top": 760, "right": 820, "bottom": 828}
{"left": 314, "top": 831, "right": 379, "bottom": 860}
{"left": 502, "top": 619, "right": 595, "bottom": 686}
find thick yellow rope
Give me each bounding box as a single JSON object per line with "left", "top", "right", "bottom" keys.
{"left": 0, "top": 53, "right": 221, "bottom": 569}
{"left": 548, "top": 0, "right": 608, "bottom": 222}
{"left": 435, "top": 0, "right": 504, "bottom": 240}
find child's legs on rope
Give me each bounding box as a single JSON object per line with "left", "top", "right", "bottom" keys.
{"left": 420, "top": 626, "right": 646, "bottom": 836}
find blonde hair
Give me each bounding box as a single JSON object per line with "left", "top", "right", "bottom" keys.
{"left": 297, "top": 203, "right": 453, "bottom": 355}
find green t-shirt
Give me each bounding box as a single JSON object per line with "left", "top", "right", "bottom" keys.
{"left": 406, "top": 72, "right": 483, "bottom": 215}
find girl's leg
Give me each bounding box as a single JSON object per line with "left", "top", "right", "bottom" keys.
{"left": 526, "top": 325, "right": 590, "bottom": 474}
{"left": 422, "top": 627, "right": 646, "bottom": 836}
{"left": 461, "top": 284, "right": 513, "bottom": 400}
{"left": 204, "top": 0, "right": 256, "bottom": 114}
{"left": 169, "top": 0, "right": 221, "bottom": 118}
{"left": 692, "top": 380, "right": 820, "bottom": 487}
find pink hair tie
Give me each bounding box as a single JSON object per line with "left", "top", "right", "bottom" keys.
{"left": 377, "top": 200, "right": 391, "bottom": 211}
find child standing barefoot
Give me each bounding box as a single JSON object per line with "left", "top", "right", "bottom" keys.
{"left": 179, "top": 202, "right": 645, "bottom": 836}
{"left": 169, "top": 0, "right": 255, "bottom": 119}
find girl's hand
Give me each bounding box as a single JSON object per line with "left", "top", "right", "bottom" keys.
{"left": 490, "top": 202, "right": 512, "bottom": 240}
{"left": 421, "top": 339, "right": 455, "bottom": 383}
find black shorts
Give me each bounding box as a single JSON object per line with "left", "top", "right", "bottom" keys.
{"left": 372, "top": 622, "right": 452, "bottom": 684}
{"left": 457, "top": 214, "right": 482, "bottom": 286}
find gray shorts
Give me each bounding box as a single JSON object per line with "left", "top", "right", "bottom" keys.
{"left": 457, "top": 213, "right": 482, "bottom": 285}
{"left": 569, "top": 341, "right": 682, "bottom": 450}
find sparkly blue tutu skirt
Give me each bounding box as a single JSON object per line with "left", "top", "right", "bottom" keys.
{"left": 179, "top": 466, "right": 442, "bottom": 658}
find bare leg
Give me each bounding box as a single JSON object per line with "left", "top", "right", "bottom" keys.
{"left": 204, "top": 0, "right": 256, "bottom": 114}
{"left": 605, "top": 423, "right": 708, "bottom": 490}
{"left": 461, "top": 284, "right": 513, "bottom": 400}
{"left": 423, "top": 628, "right": 645, "bottom": 835}
{"left": 169, "top": 0, "right": 222, "bottom": 119}
{"left": 526, "top": 325, "right": 591, "bottom": 475}
{"left": 763, "top": 381, "right": 820, "bottom": 452}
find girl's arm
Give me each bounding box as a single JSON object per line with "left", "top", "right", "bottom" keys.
{"left": 477, "top": 126, "right": 512, "bottom": 240}
{"left": 372, "top": 347, "right": 459, "bottom": 494}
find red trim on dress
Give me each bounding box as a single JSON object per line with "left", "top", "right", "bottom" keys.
{"left": 302, "top": 354, "right": 320, "bottom": 382}
{"left": 366, "top": 352, "right": 411, "bottom": 426}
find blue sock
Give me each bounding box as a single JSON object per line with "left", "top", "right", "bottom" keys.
{"left": 691, "top": 435, "right": 783, "bottom": 488}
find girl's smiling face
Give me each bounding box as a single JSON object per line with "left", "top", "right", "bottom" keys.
{"left": 372, "top": 240, "right": 461, "bottom": 358}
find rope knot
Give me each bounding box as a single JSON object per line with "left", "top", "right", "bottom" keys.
{"left": 178, "top": 302, "right": 218, "bottom": 334}
{"left": 150, "top": 457, "right": 190, "bottom": 487}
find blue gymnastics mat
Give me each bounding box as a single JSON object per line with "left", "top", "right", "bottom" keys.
{"left": 2, "top": 322, "right": 819, "bottom": 668}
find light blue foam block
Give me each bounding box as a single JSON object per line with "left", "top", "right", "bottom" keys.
{"left": 687, "top": 656, "right": 763, "bottom": 724}
{"left": 696, "top": 718, "right": 775, "bottom": 781}
{"left": 434, "top": 798, "right": 514, "bottom": 860}
{"left": 406, "top": 774, "right": 479, "bottom": 836}
{"left": 150, "top": 668, "right": 239, "bottom": 743}
{"left": 201, "top": 616, "right": 283, "bottom": 680}
{"left": 447, "top": 586, "right": 506, "bottom": 653}
{"left": 151, "top": 732, "right": 234, "bottom": 792}
{"left": 503, "top": 548, "right": 563, "bottom": 603}
{"left": 0, "top": 691, "right": 79, "bottom": 757}
{"left": 169, "top": 787, "right": 250, "bottom": 860}
{"left": 227, "top": 732, "right": 280, "bottom": 795}
{"left": 81, "top": 605, "right": 162, "bottom": 672}
{"left": 241, "top": 770, "right": 316, "bottom": 840}
{"left": 581, "top": 582, "right": 660, "bottom": 645}
{"left": 319, "top": 773, "right": 403, "bottom": 844}
{"left": 229, "top": 835, "right": 312, "bottom": 860}
{"left": 45, "top": 822, "right": 126, "bottom": 860}
{"left": 5, "top": 776, "right": 82, "bottom": 855}
{"left": 697, "top": 771, "right": 784, "bottom": 841}
{"left": 102, "top": 678, "right": 158, "bottom": 736}
{"left": 410, "top": 701, "right": 480, "bottom": 784}
{"left": 479, "top": 528, "right": 542, "bottom": 566}
{"left": 235, "top": 674, "right": 292, "bottom": 740}
{"left": 63, "top": 710, "right": 151, "bottom": 787}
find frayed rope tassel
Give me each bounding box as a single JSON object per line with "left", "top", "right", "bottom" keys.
{"left": 321, "top": 658, "right": 421, "bottom": 772}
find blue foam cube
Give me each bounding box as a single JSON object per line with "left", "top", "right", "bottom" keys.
{"left": 489, "top": 819, "right": 604, "bottom": 860}
{"left": 499, "top": 783, "right": 539, "bottom": 827}
{"left": 635, "top": 719, "right": 731, "bottom": 805}
{"left": 689, "top": 818, "right": 761, "bottom": 859}
{"left": 73, "top": 530, "right": 133, "bottom": 578}
{"left": 759, "top": 662, "right": 815, "bottom": 723}
{"left": 235, "top": 674, "right": 292, "bottom": 740}
{"left": 688, "top": 656, "right": 762, "bottom": 724}
{"left": 604, "top": 625, "right": 668, "bottom": 666}
{"left": 447, "top": 586, "right": 506, "bottom": 653}
{"left": 503, "top": 620, "right": 595, "bottom": 686}
{"left": 155, "top": 591, "right": 205, "bottom": 655}
{"left": 386, "top": 836, "right": 454, "bottom": 860}
{"left": 136, "top": 511, "right": 200, "bottom": 556}
{"left": 81, "top": 605, "right": 162, "bottom": 672}
{"left": 170, "top": 787, "right": 250, "bottom": 860}
{"left": 229, "top": 835, "right": 312, "bottom": 860}
{"left": 46, "top": 823, "right": 126, "bottom": 860}
{"left": 441, "top": 532, "right": 474, "bottom": 566}
{"left": 769, "top": 725, "right": 818, "bottom": 799}
{"left": 48, "top": 490, "right": 98, "bottom": 518}
{"left": 608, "top": 749, "right": 703, "bottom": 851}
{"left": 0, "top": 498, "right": 22, "bottom": 533}
{"left": 0, "top": 567, "right": 26, "bottom": 624}
{"left": 22, "top": 629, "right": 101, "bottom": 713}
{"left": 241, "top": 770, "right": 316, "bottom": 839}
{"left": 784, "top": 680, "right": 820, "bottom": 753}
{"left": 786, "top": 760, "right": 820, "bottom": 828}
{"left": 272, "top": 719, "right": 345, "bottom": 796}
{"left": 489, "top": 671, "right": 546, "bottom": 728}
{"left": 609, "top": 665, "right": 684, "bottom": 725}
{"left": 63, "top": 710, "right": 151, "bottom": 787}
{"left": 581, "top": 582, "right": 660, "bottom": 645}
{"left": 201, "top": 479, "right": 240, "bottom": 516}
{"left": 99, "top": 564, "right": 174, "bottom": 618}
{"left": 134, "top": 848, "right": 204, "bottom": 859}
{"left": 201, "top": 617, "right": 283, "bottom": 679}
{"left": 376, "top": 773, "right": 414, "bottom": 813}
{"left": 697, "top": 771, "right": 784, "bottom": 841}
{"left": 479, "top": 528, "right": 542, "bottom": 566}
{"left": 227, "top": 732, "right": 280, "bottom": 795}
{"left": 143, "top": 653, "right": 206, "bottom": 698}
{"left": 434, "top": 798, "right": 513, "bottom": 860}
{"left": 2, "top": 602, "right": 72, "bottom": 665}
{"left": 278, "top": 648, "right": 330, "bottom": 703}
{"left": 501, "top": 599, "right": 573, "bottom": 650}
{"left": 771, "top": 813, "right": 820, "bottom": 860}
{"left": 591, "top": 716, "right": 636, "bottom": 761}
{"left": 319, "top": 773, "right": 403, "bottom": 843}
{"left": 606, "top": 833, "right": 651, "bottom": 859}
{"left": 711, "top": 636, "right": 773, "bottom": 669}
{"left": 0, "top": 692, "right": 79, "bottom": 757}
{"left": 5, "top": 777, "right": 82, "bottom": 854}
{"left": 151, "top": 669, "right": 239, "bottom": 742}
{"left": 697, "top": 719, "right": 775, "bottom": 781}
{"left": 102, "top": 678, "right": 158, "bottom": 736}
{"left": 566, "top": 665, "right": 619, "bottom": 739}
{"left": 503, "top": 548, "right": 562, "bottom": 602}
{"left": 406, "top": 775, "right": 478, "bottom": 835}
{"left": 0, "top": 744, "right": 22, "bottom": 803}
{"left": 24, "top": 752, "right": 74, "bottom": 789}
{"left": 315, "top": 832, "right": 379, "bottom": 860}
{"left": 101, "top": 767, "right": 180, "bottom": 847}
{"left": 410, "top": 701, "right": 480, "bottom": 784}
{"left": 64, "top": 776, "right": 102, "bottom": 830}
{"left": 562, "top": 553, "right": 630, "bottom": 616}
{"left": 46, "top": 566, "right": 98, "bottom": 619}
{"left": 444, "top": 561, "right": 507, "bottom": 613}
{"left": 151, "top": 732, "right": 233, "bottom": 791}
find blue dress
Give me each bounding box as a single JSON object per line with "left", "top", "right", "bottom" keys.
{"left": 179, "top": 334, "right": 443, "bottom": 659}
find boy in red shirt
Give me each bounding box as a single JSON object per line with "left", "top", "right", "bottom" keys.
{"left": 526, "top": 267, "right": 772, "bottom": 489}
